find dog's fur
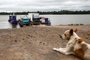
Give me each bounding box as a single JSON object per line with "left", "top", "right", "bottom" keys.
{"left": 53, "top": 29, "right": 90, "bottom": 59}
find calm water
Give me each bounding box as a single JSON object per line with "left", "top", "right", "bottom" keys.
{"left": 40, "top": 15, "right": 90, "bottom": 25}
{"left": 0, "top": 15, "right": 90, "bottom": 29}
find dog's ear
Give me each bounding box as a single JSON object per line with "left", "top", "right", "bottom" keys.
{"left": 70, "top": 29, "right": 73, "bottom": 35}
{"left": 74, "top": 28, "right": 78, "bottom": 32}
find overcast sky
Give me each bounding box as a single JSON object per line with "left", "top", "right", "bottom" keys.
{"left": 0, "top": 0, "right": 90, "bottom": 12}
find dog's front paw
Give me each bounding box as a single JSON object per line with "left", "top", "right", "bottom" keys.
{"left": 53, "top": 48, "right": 70, "bottom": 55}
{"left": 53, "top": 48, "right": 57, "bottom": 50}
{"left": 53, "top": 48, "right": 62, "bottom": 52}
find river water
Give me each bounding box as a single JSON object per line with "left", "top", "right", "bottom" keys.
{"left": 0, "top": 14, "right": 90, "bottom": 29}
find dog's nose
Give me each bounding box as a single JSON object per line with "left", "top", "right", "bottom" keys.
{"left": 59, "top": 35, "right": 62, "bottom": 38}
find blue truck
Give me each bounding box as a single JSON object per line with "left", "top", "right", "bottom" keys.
{"left": 18, "top": 16, "right": 31, "bottom": 27}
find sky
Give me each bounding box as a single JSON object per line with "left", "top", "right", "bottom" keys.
{"left": 0, "top": 0, "right": 90, "bottom": 12}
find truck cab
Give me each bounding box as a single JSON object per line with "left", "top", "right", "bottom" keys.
{"left": 18, "top": 16, "right": 31, "bottom": 27}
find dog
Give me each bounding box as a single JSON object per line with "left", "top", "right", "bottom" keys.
{"left": 53, "top": 29, "right": 90, "bottom": 59}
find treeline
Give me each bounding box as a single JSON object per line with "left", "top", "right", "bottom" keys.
{"left": 38, "top": 10, "right": 90, "bottom": 14}
{"left": 1, "top": 10, "right": 90, "bottom": 15}
{"left": 0, "top": 12, "right": 28, "bottom": 15}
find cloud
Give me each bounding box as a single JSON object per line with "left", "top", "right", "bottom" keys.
{"left": 0, "top": 0, "right": 90, "bottom": 11}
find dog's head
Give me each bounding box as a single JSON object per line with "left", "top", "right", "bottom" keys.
{"left": 60, "top": 29, "right": 77, "bottom": 40}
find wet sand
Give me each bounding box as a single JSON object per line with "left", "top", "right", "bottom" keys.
{"left": 0, "top": 25, "right": 90, "bottom": 60}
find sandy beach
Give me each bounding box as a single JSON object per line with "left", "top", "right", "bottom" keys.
{"left": 0, "top": 25, "right": 90, "bottom": 60}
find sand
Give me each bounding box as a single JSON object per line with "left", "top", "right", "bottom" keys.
{"left": 0, "top": 25, "right": 90, "bottom": 60}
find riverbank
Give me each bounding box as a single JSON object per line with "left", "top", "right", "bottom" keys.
{"left": 0, "top": 25, "right": 90, "bottom": 60}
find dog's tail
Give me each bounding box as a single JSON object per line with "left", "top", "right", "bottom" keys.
{"left": 82, "top": 42, "right": 90, "bottom": 49}
{"left": 86, "top": 43, "right": 90, "bottom": 49}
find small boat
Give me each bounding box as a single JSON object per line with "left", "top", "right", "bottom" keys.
{"left": 28, "top": 13, "right": 51, "bottom": 25}
{"left": 40, "top": 17, "right": 51, "bottom": 26}
{"left": 8, "top": 14, "right": 18, "bottom": 28}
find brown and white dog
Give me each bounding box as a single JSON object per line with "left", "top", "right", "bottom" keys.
{"left": 53, "top": 29, "right": 90, "bottom": 59}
